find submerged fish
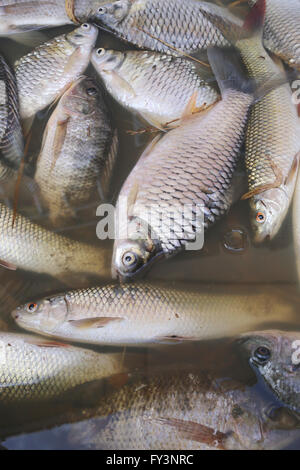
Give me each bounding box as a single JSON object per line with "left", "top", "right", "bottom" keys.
{"left": 0, "top": 332, "right": 125, "bottom": 403}
{"left": 94, "top": 0, "right": 242, "bottom": 55}
{"left": 238, "top": 330, "right": 300, "bottom": 414}
{"left": 67, "top": 370, "right": 300, "bottom": 450}
{"left": 15, "top": 23, "right": 98, "bottom": 120}
{"left": 0, "top": 0, "right": 108, "bottom": 35}
{"left": 199, "top": 0, "right": 300, "bottom": 242}
{"left": 249, "top": 0, "right": 300, "bottom": 70}
{"left": 35, "top": 76, "right": 118, "bottom": 227}
{"left": 0, "top": 202, "right": 111, "bottom": 280}
{"left": 0, "top": 55, "right": 23, "bottom": 169}
{"left": 91, "top": 48, "right": 219, "bottom": 129}
{"left": 111, "top": 48, "right": 256, "bottom": 280}
{"left": 12, "top": 283, "right": 298, "bottom": 346}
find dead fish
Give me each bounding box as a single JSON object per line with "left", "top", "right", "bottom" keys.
{"left": 198, "top": 0, "right": 300, "bottom": 242}
{"left": 0, "top": 331, "right": 125, "bottom": 403}
{"left": 111, "top": 48, "right": 257, "bottom": 281}
{"left": 67, "top": 370, "right": 300, "bottom": 450}
{"left": 293, "top": 154, "right": 300, "bottom": 283}
{"left": 0, "top": 0, "right": 109, "bottom": 35}
{"left": 238, "top": 330, "right": 300, "bottom": 414}
{"left": 35, "top": 76, "right": 118, "bottom": 227}
{"left": 0, "top": 201, "right": 111, "bottom": 280}
{"left": 94, "top": 0, "right": 242, "bottom": 55}
{"left": 249, "top": 0, "right": 300, "bottom": 70}
{"left": 91, "top": 48, "right": 219, "bottom": 129}
{"left": 0, "top": 55, "right": 23, "bottom": 169}
{"left": 15, "top": 23, "right": 98, "bottom": 120}
{"left": 12, "top": 283, "right": 298, "bottom": 346}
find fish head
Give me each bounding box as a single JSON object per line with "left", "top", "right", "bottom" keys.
{"left": 66, "top": 23, "right": 98, "bottom": 48}
{"left": 91, "top": 48, "right": 125, "bottom": 73}
{"left": 238, "top": 330, "right": 300, "bottom": 412}
{"left": 61, "top": 77, "right": 102, "bottom": 116}
{"left": 11, "top": 295, "right": 68, "bottom": 334}
{"left": 95, "top": 0, "right": 131, "bottom": 27}
{"left": 250, "top": 189, "right": 290, "bottom": 243}
{"left": 112, "top": 238, "right": 155, "bottom": 281}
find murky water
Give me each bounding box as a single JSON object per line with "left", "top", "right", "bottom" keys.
{"left": 0, "top": 0, "right": 299, "bottom": 450}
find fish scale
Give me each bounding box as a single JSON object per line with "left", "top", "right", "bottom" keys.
{"left": 95, "top": 0, "right": 242, "bottom": 55}
{"left": 0, "top": 332, "right": 124, "bottom": 403}
{"left": 35, "top": 76, "right": 118, "bottom": 227}
{"left": 91, "top": 49, "right": 219, "bottom": 128}
{"left": 0, "top": 202, "right": 111, "bottom": 279}
{"left": 12, "top": 283, "right": 298, "bottom": 346}
{"left": 15, "top": 23, "right": 98, "bottom": 119}
{"left": 249, "top": 0, "right": 300, "bottom": 69}
{"left": 0, "top": 55, "right": 23, "bottom": 168}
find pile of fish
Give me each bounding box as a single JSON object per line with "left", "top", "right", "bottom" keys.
{"left": 0, "top": 0, "right": 299, "bottom": 450}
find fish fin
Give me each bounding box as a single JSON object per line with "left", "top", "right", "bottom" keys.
{"left": 139, "top": 112, "right": 165, "bottom": 132}
{"left": 181, "top": 91, "right": 199, "bottom": 120}
{"left": 152, "top": 417, "right": 227, "bottom": 449}
{"left": 207, "top": 47, "right": 254, "bottom": 96}
{"left": 298, "top": 103, "right": 300, "bottom": 118}
{"left": 108, "top": 70, "right": 137, "bottom": 99}
{"left": 22, "top": 116, "right": 35, "bottom": 139}
{"left": 50, "top": 116, "right": 70, "bottom": 172}
{"left": 285, "top": 152, "right": 300, "bottom": 186}
{"left": 108, "top": 372, "right": 130, "bottom": 389}
{"left": 0, "top": 259, "right": 17, "bottom": 271}
{"left": 155, "top": 335, "right": 196, "bottom": 344}
{"left": 26, "top": 338, "right": 70, "bottom": 348}
{"left": 69, "top": 317, "right": 124, "bottom": 329}
{"left": 243, "top": 0, "right": 266, "bottom": 36}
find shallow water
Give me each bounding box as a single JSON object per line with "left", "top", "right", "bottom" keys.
{"left": 0, "top": 0, "right": 299, "bottom": 450}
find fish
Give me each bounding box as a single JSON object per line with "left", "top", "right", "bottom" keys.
{"left": 111, "top": 47, "right": 258, "bottom": 281}
{"left": 249, "top": 0, "right": 300, "bottom": 70}
{"left": 35, "top": 76, "right": 118, "bottom": 227}
{"left": 12, "top": 283, "right": 298, "bottom": 346}
{"left": 0, "top": 332, "right": 126, "bottom": 404}
{"left": 238, "top": 330, "right": 300, "bottom": 414}
{"left": 67, "top": 370, "right": 300, "bottom": 450}
{"left": 94, "top": 0, "right": 243, "bottom": 55}
{"left": 0, "top": 202, "right": 111, "bottom": 280}
{"left": 0, "top": 55, "right": 24, "bottom": 169}
{"left": 91, "top": 48, "right": 219, "bottom": 129}
{"left": 0, "top": 0, "right": 109, "bottom": 35}
{"left": 293, "top": 156, "right": 300, "bottom": 284}
{"left": 15, "top": 23, "right": 98, "bottom": 120}
{"left": 198, "top": 0, "right": 300, "bottom": 243}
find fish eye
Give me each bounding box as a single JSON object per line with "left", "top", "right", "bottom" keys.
{"left": 81, "top": 23, "right": 90, "bottom": 30}
{"left": 86, "top": 87, "right": 98, "bottom": 96}
{"left": 256, "top": 211, "right": 265, "bottom": 224}
{"left": 122, "top": 251, "right": 138, "bottom": 267}
{"left": 253, "top": 346, "right": 271, "bottom": 364}
{"left": 98, "top": 6, "right": 106, "bottom": 14}
{"left": 96, "top": 48, "right": 105, "bottom": 56}
{"left": 26, "top": 303, "right": 38, "bottom": 313}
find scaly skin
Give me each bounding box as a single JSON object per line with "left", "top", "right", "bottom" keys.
{"left": 91, "top": 49, "right": 219, "bottom": 129}
{"left": 12, "top": 283, "right": 298, "bottom": 346}
{"left": 35, "top": 77, "right": 118, "bottom": 227}
{"left": 15, "top": 23, "right": 98, "bottom": 119}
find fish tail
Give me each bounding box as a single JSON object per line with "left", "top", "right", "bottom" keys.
{"left": 207, "top": 47, "right": 254, "bottom": 96}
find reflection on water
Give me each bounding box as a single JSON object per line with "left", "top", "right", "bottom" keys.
{"left": 0, "top": 0, "right": 299, "bottom": 450}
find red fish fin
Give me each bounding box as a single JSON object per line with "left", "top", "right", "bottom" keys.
{"left": 108, "top": 372, "right": 130, "bottom": 389}
{"left": 243, "top": 0, "right": 266, "bottom": 34}
{"left": 26, "top": 338, "right": 70, "bottom": 348}
{"left": 181, "top": 92, "right": 199, "bottom": 120}
{"left": 69, "top": 317, "right": 123, "bottom": 329}
{"left": 153, "top": 417, "right": 227, "bottom": 449}
{"left": 297, "top": 103, "right": 300, "bottom": 118}
{"left": 0, "top": 259, "right": 17, "bottom": 271}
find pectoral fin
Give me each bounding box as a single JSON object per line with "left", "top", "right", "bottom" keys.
{"left": 68, "top": 317, "right": 123, "bottom": 329}
{"left": 152, "top": 417, "right": 227, "bottom": 449}
{"left": 0, "top": 259, "right": 17, "bottom": 271}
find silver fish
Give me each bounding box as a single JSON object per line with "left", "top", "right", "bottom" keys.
{"left": 91, "top": 48, "right": 219, "bottom": 129}
{"left": 12, "top": 283, "right": 298, "bottom": 346}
